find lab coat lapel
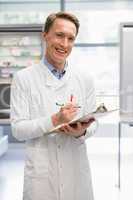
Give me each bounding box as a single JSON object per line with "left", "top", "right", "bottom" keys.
{"left": 40, "top": 61, "right": 71, "bottom": 90}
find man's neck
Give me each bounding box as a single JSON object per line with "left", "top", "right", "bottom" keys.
{"left": 44, "top": 56, "right": 65, "bottom": 71}
{"left": 43, "top": 57, "right": 67, "bottom": 79}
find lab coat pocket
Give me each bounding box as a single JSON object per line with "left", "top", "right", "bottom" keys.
{"left": 25, "top": 147, "right": 49, "bottom": 178}
{"left": 34, "top": 147, "right": 49, "bottom": 178}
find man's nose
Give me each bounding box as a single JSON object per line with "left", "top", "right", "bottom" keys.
{"left": 61, "top": 38, "right": 69, "bottom": 48}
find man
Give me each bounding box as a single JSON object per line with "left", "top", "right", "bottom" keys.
{"left": 11, "top": 12, "right": 97, "bottom": 200}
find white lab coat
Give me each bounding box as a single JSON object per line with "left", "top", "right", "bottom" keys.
{"left": 11, "top": 61, "right": 96, "bottom": 200}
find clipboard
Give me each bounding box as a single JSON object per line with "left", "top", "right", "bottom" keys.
{"left": 50, "top": 108, "right": 118, "bottom": 133}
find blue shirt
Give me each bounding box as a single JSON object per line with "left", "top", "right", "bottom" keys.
{"left": 44, "top": 57, "right": 67, "bottom": 80}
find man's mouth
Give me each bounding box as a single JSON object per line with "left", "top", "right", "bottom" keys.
{"left": 55, "top": 48, "right": 67, "bottom": 55}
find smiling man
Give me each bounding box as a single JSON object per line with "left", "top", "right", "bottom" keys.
{"left": 11, "top": 12, "right": 97, "bottom": 200}
{"left": 43, "top": 16, "right": 76, "bottom": 70}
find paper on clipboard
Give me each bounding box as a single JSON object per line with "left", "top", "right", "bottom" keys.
{"left": 50, "top": 108, "right": 118, "bottom": 133}
{"left": 72, "top": 109, "right": 118, "bottom": 123}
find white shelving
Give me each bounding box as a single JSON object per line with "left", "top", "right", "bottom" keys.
{"left": 0, "top": 25, "right": 42, "bottom": 143}
{"left": 0, "top": 33, "right": 42, "bottom": 78}
{"left": 0, "top": 25, "right": 42, "bottom": 119}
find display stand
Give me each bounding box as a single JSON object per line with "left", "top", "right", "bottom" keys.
{"left": 118, "top": 114, "right": 133, "bottom": 189}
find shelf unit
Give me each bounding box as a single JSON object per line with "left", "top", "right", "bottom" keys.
{"left": 0, "top": 24, "right": 42, "bottom": 144}
{"left": 0, "top": 24, "right": 42, "bottom": 103}
{"left": 0, "top": 25, "right": 42, "bottom": 79}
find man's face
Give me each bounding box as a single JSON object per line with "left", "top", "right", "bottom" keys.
{"left": 43, "top": 18, "right": 77, "bottom": 69}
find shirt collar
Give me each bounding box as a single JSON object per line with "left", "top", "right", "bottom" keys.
{"left": 43, "top": 57, "right": 67, "bottom": 79}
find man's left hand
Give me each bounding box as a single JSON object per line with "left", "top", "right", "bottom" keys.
{"left": 58, "top": 118, "right": 95, "bottom": 138}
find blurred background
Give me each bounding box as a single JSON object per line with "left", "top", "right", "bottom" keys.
{"left": 1, "top": 1, "right": 133, "bottom": 200}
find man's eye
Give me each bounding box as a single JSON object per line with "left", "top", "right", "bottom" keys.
{"left": 56, "top": 33, "right": 63, "bottom": 37}
{"left": 69, "top": 37, "right": 75, "bottom": 42}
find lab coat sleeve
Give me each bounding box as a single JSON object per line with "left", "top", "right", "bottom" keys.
{"left": 10, "top": 73, "right": 55, "bottom": 141}
{"left": 83, "top": 75, "right": 98, "bottom": 140}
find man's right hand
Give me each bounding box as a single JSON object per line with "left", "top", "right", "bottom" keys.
{"left": 52, "top": 103, "right": 78, "bottom": 127}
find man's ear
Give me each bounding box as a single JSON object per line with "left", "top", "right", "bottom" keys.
{"left": 42, "top": 32, "right": 46, "bottom": 39}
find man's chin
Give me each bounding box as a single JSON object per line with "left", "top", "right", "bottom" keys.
{"left": 56, "top": 55, "right": 66, "bottom": 60}
{"left": 54, "top": 57, "right": 66, "bottom": 65}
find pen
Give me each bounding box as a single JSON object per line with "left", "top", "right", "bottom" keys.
{"left": 70, "top": 94, "right": 73, "bottom": 102}
{"left": 56, "top": 102, "right": 81, "bottom": 108}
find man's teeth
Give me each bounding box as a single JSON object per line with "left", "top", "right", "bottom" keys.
{"left": 56, "top": 49, "right": 65, "bottom": 53}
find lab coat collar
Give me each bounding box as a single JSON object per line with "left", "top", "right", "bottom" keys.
{"left": 43, "top": 57, "right": 68, "bottom": 79}
{"left": 39, "top": 60, "right": 71, "bottom": 89}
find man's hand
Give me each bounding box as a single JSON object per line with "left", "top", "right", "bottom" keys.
{"left": 52, "top": 103, "right": 78, "bottom": 127}
{"left": 57, "top": 117, "right": 95, "bottom": 138}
